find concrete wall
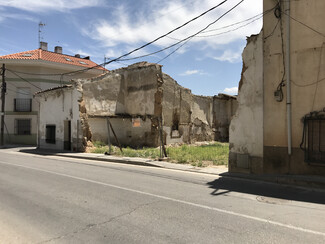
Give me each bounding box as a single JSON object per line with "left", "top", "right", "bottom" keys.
{"left": 36, "top": 86, "right": 82, "bottom": 151}
{"left": 229, "top": 33, "right": 264, "bottom": 174}
{"left": 263, "top": 0, "right": 325, "bottom": 175}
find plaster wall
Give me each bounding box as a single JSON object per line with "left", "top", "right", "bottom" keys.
{"left": 82, "top": 73, "right": 124, "bottom": 116}
{"left": 263, "top": 0, "right": 325, "bottom": 174}
{"left": 1, "top": 62, "right": 101, "bottom": 145}
{"left": 36, "top": 87, "right": 82, "bottom": 151}
{"left": 229, "top": 33, "right": 264, "bottom": 172}
{"left": 89, "top": 117, "right": 157, "bottom": 148}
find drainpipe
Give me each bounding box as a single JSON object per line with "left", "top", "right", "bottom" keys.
{"left": 285, "top": 0, "right": 292, "bottom": 155}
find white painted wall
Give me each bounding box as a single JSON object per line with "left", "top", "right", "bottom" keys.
{"left": 36, "top": 87, "right": 82, "bottom": 151}
{"left": 229, "top": 33, "right": 263, "bottom": 158}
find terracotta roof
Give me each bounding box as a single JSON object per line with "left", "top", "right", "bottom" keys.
{"left": 0, "top": 49, "right": 106, "bottom": 71}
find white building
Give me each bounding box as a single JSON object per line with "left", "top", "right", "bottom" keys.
{"left": 0, "top": 42, "right": 105, "bottom": 145}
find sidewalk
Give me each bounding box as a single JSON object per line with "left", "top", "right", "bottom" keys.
{"left": 2, "top": 146, "right": 325, "bottom": 191}
{"left": 55, "top": 151, "right": 229, "bottom": 175}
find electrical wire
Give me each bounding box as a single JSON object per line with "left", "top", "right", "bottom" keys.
{"left": 196, "top": 15, "right": 264, "bottom": 38}
{"left": 7, "top": 69, "right": 42, "bottom": 90}
{"left": 63, "top": 0, "right": 229, "bottom": 75}
{"left": 6, "top": 0, "right": 244, "bottom": 78}
{"left": 118, "top": 0, "right": 245, "bottom": 62}
{"left": 264, "top": 18, "right": 280, "bottom": 40}
{"left": 281, "top": 9, "right": 325, "bottom": 39}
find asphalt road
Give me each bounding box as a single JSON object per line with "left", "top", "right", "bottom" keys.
{"left": 0, "top": 149, "right": 324, "bottom": 244}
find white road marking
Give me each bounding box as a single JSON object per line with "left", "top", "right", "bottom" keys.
{"left": 1, "top": 160, "right": 325, "bottom": 237}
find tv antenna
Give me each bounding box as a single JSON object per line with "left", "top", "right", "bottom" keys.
{"left": 38, "top": 21, "right": 46, "bottom": 47}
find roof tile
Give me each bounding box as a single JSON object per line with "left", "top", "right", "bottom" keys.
{"left": 0, "top": 49, "right": 106, "bottom": 70}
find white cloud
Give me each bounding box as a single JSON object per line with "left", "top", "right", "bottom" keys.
{"left": 213, "top": 49, "right": 242, "bottom": 63}
{"left": 179, "top": 69, "right": 207, "bottom": 76}
{"left": 0, "top": 0, "right": 103, "bottom": 12}
{"left": 83, "top": 0, "right": 263, "bottom": 56}
{"left": 223, "top": 87, "right": 238, "bottom": 95}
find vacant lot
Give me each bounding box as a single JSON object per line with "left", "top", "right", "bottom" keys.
{"left": 88, "top": 142, "right": 229, "bottom": 167}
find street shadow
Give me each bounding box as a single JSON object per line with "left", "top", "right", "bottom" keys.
{"left": 207, "top": 175, "right": 325, "bottom": 205}
{"left": 18, "top": 148, "right": 75, "bottom": 156}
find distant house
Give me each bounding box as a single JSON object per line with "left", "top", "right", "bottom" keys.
{"left": 35, "top": 62, "right": 237, "bottom": 151}
{"left": 229, "top": 0, "right": 325, "bottom": 176}
{"left": 0, "top": 42, "right": 105, "bottom": 145}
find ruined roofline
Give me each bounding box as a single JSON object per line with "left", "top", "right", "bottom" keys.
{"left": 111, "top": 61, "right": 162, "bottom": 73}
{"left": 215, "top": 93, "right": 237, "bottom": 99}
{"left": 34, "top": 84, "right": 73, "bottom": 97}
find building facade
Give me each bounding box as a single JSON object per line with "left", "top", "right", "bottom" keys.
{"left": 229, "top": 0, "right": 325, "bottom": 176}
{"left": 0, "top": 42, "right": 105, "bottom": 145}
{"left": 36, "top": 62, "right": 237, "bottom": 151}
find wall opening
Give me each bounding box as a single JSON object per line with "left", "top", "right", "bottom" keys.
{"left": 64, "top": 120, "right": 71, "bottom": 150}
{"left": 46, "top": 125, "right": 56, "bottom": 144}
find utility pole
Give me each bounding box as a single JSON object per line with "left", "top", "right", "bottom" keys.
{"left": 1, "top": 64, "right": 6, "bottom": 146}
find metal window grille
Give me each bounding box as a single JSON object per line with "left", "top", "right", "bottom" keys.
{"left": 14, "top": 98, "right": 32, "bottom": 112}
{"left": 15, "top": 119, "right": 31, "bottom": 135}
{"left": 46, "top": 125, "right": 56, "bottom": 144}
{"left": 303, "top": 118, "right": 325, "bottom": 164}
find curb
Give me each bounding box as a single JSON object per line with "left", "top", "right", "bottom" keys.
{"left": 221, "top": 172, "right": 325, "bottom": 191}
{"left": 56, "top": 154, "right": 162, "bottom": 168}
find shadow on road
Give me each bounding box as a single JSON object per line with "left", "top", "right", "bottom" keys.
{"left": 207, "top": 176, "right": 325, "bottom": 205}
{"left": 19, "top": 148, "right": 73, "bottom": 156}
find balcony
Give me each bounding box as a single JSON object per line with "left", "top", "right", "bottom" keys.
{"left": 14, "top": 98, "right": 32, "bottom": 112}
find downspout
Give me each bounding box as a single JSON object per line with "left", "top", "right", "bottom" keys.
{"left": 285, "top": 0, "right": 292, "bottom": 155}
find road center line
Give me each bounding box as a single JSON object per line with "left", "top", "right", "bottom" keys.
{"left": 1, "top": 160, "right": 324, "bottom": 237}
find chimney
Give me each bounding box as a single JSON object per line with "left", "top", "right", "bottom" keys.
{"left": 54, "top": 46, "right": 62, "bottom": 54}
{"left": 40, "top": 41, "right": 48, "bottom": 51}
{"left": 75, "top": 54, "right": 80, "bottom": 58}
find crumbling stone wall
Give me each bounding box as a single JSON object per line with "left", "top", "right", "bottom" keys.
{"left": 161, "top": 73, "right": 192, "bottom": 144}
{"left": 77, "top": 62, "right": 237, "bottom": 148}
{"left": 213, "top": 94, "right": 237, "bottom": 142}
{"left": 229, "top": 33, "right": 263, "bottom": 173}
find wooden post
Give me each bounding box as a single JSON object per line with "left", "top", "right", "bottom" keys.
{"left": 106, "top": 118, "right": 112, "bottom": 154}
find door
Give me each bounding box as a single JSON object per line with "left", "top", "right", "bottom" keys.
{"left": 64, "top": 120, "right": 71, "bottom": 151}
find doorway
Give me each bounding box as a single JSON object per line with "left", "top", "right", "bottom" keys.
{"left": 64, "top": 120, "right": 71, "bottom": 151}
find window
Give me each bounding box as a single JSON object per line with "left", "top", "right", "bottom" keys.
{"left": 65, "top": 57, "right": 73, "bottom": 62}
{"left": 15, "top": 87, "right": 32, "bottom": 112}
{"left": 14, "top": 99, "right": 32, "bottom": 112}
{"left": 21, "top": 53, "right": 32, "bottom": 57}
{"left": 303, "top": 117, "right": 325, "bottom": 164}
{"left": 79, "top": 61, "right": 88, "bottom": 65}
{"left": 15, "top": 119, "right": 31, "bottom": 135}
{"left": 46, "top": 125, "right": 56, "bottom": 144}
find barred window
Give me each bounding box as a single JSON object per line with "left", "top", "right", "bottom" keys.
{"left": 15, "top": 119, "right": 31, "bottom": 135}
{"left": 303, "top": 118, "right": 325, "bottom": 164}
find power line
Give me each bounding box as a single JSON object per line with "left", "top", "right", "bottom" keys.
{"left": 7, "top": 69, "right": 42, "bottom": 90}
{"left": 118, "top": 0, "right": 245, "bottom": 62}
{"left": 64, "top": 0, "right": 229, "bottom": 75}
{"left": 7, "top": 0, "right": 230, "bottom": 77}
{"left": 281, "top": 9, "right": 325, "bottom": 38}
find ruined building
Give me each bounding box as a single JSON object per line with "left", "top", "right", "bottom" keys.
{"left": 35, "top": 62, "right": 237, "bottom": 151}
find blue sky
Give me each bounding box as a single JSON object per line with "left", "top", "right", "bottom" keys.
{"left": 0, "top": 0, "right": 263, "bottom": 96}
